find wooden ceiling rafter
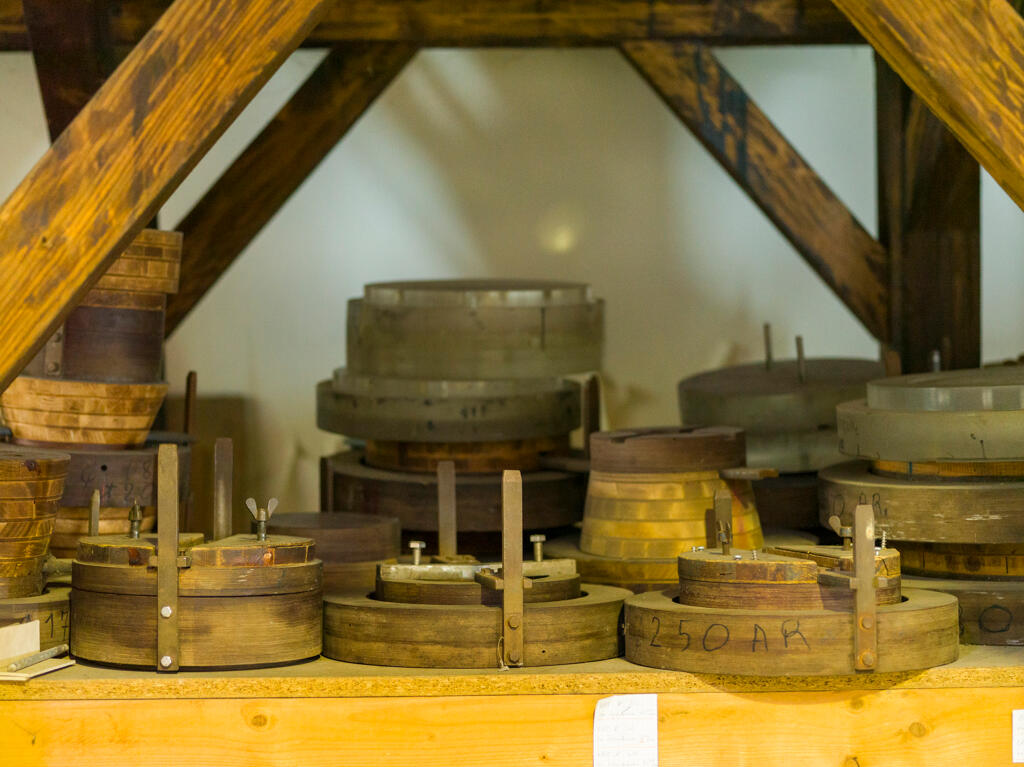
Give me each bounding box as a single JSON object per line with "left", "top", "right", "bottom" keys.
{"left": 0, "top": 0, "right": 333, "bottom": 391}
{"left": 622, "top": 41, "right": 890, "bottom": 342}
{"left": 165, "top": 42, "right": 417, "bottom": 334}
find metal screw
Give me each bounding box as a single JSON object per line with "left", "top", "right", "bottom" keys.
{"left": 696, "top": 546, "right": 705, "bottom": 551}
{"left": 129, "top": 500, "right": 143, "bottom": 539}
{"left": 530, "top": 534, "right": 546, "bottom": 562}
{"left": 880, "top": 530, "right": 887, "bottom": 549}
{"left": 160, "top": 655, "right": 173, "bottom": 668}
{"left": 859, "top": 650, "right": 877, "bottom": 668}
{"left": 507, "top": 616, "right": 521, "bottom": 630}
{"left": 860, "top": 616, "right": 875, "bottom": 630}
{"left": 733, "top": 553, "right": 742, "bottom": 561}
{"left": 751, "top": 550, "right": 758, "bottom": 560}
{"left": 409, "top": 540, "right": 425, "bottom": 566}
{"left": 160, "top": 605, "right": 173, "bottom": 618}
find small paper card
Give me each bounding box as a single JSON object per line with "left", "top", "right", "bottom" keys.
{"left": 593, "top": 693, "right": 658, "bottom": 767}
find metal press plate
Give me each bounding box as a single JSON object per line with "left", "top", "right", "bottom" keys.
{"left": 866, "top": 367, "right": 1024, "bottom": 412}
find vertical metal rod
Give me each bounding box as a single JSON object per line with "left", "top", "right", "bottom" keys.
{"left": 502, "top": 470, "right": 524, "bottom": 668}
{"left": 582, "top": 374, "right": 601, "bottom": 459}
{"left": 852, "top": 503, "right": 877, "bottom": 671}
{"left": 156, "top": 444, "right": 180, "bottom": 672}
{"left": 212, "top": 438, "right": 233, "bottom": 541}
{"left": 183, "top": 370, "right": 197, "bottom": 436}
{"left": 929, "top": 349, "right": 942, "bottom": 372}
{"left": 763, "top": 323, "right": 773, "bottom": 370}
{"left": 436, "top": 461, "right": 457, "bottom": 559}
{"left": 87, "top": 489, "right": 100, "bottom": 537}
{"left": 795, "top": 336, "right": 806, "bottom": 383}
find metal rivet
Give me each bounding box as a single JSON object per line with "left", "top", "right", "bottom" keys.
{"left": 733, "top": 553, "right": 742, "bottom": 561}
{"left": 858, "top": 650, "right": 876, "bottom": 667}
{"left": 160, "top": 655, "right": 173, "bottom": 668}
{"left": 160, "top": 605, "right": 173, "bottom": 618}
{"left": 507, "top": 616, "right": 521, "bottom": 630}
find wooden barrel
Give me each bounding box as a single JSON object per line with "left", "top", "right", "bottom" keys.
{"left": 0, "top": 377, "right": 167, "bottom": 448}
{"left": 0, "top": 445, "right": 70, "bottom": 598}
{"left": 24, "top": 229, "right": 181, "bottom": 384}
{"left": 580, "top": 427, "right": 763, "bottom": 559}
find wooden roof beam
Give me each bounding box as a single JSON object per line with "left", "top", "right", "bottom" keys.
{"left": 0, "top": 0, "right": 332, "bottom": 392}
{"left": 165, "top": 42, "right": 417, "bottom": 335}
{"left": 621, "top": 41, "right": 889, "bottom": 341}
{"left": 833, "top": 0, "right": 1024, "bottom": 214}
{"left": 0, "top": 0, "right": 861, "bottom": 49}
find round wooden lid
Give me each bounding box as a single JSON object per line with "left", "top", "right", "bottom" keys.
{"left": 867, "top": 366, "right": 1024, "bottom": 412}
{"left": 678, "top": 358, "right": 883, "bottom": 432}
{"left": 0, "top": 444, "right": 70, "bottom": 480}
{"left": 267, "top": 512, "right": 400, "bottom": 562}
{"left": 589, "top": 426, "right": 745, "bottom": 473}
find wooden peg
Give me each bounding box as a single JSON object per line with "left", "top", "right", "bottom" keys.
{"left": 87, "top": 489, "right": 100, "bottom": 537}
{"left": 501, "top": 470, "right": 524, "bottom": 668}
{"left": 436, "top": 461, "right": 457, "bottom": 559}
{"left": 212, "top": 438, "right": 232, "bottom": 541}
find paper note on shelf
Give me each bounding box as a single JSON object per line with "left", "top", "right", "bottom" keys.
{"left": 593, "top": 693, "right": 658, "bottom": 767}
{"left": 0, "top": 620, "right": 39, "bottom": 661}
{"left": 1013, "top": 709, "right": 1024, "bottom": 763}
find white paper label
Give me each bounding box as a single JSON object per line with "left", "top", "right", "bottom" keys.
{"left": 1013, "top": 710, "right": 1024, "bottom": 762}
{"left": 593, "top": 693, "right": 658, "bottom": 767}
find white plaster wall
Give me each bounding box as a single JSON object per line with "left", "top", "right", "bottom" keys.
{"left": 0, "top": 47, "right": 1021, "bottom": 512}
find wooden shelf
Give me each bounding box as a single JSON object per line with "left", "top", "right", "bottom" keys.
{"left": 3, "top": 646, "right": 1023, "bottom": 765}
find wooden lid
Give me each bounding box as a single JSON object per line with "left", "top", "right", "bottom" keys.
{"left": 589, "top": 426, "right": 745, "bottom": 473}
{"left": 267, "top": 512, "right": 399, "bottom": 562}
{"left": 75, "top": 532, "right": 205, "bottom": 565}
{"left": 188, "top": 534, "right": 317, "bottom": 567}
{"left": 0, "top": 444, "right": 70, "bottom": 480}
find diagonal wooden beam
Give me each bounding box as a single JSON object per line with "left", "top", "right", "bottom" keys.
{"left": 1, "top": 0, "right": 861, "bottom": 49}
{"left": 22, "top": 0, "right": 117, "bottom": 141}
{"left": 833, "top": 0, "right": 1024, "bottom": 213}
{"left": 620, "top": 41, "right": 889, "bottom": 341}
{"left": 876, "top": 57, "right": 980, "bottom": 373}
{"left": 0, "top": 0, "right": 332, "bottom": 392}
{"left": 165, "top": 42, "right": 416, "bottom": 335}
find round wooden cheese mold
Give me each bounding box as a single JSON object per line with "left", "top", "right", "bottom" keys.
{"left": 589, "top": 427, "right": 745, "bottom": 473}
{"left": 895, "top": 542, "right": 1024, "bottom": 579}
{"left": 866, "top": 367, "right": 1024, "bottom": 412}
{"left": 677, "top": 357, "right": 883, "bottom": 431}
{"left": 625, "top": 543, "right": 957, "bottom": 675}
{"left": 0, "top": 445, "right": 70, "bottom": 598}
{"left": 267, "top": 511, "right": 400, "bottom": 595}
{"left": 323, "top": 450, "right": 584, "bottom": 533}
{"left": 318, "top": 372, "right": 581, "bottom": 444}
{"left": 363, "top": 436, "right": 570, "bottom": 474}
{"left": 346, "top": 279, "right": 604, "bottom": 379}
{"left": 47, "top": 433, "right": 192, "bottom": 558}
{"left": 1, "top": 377, "right": 168, "bottom": 448}
{"left": 580, "top": 469, "right": 763, "bottom": 559}
{"left": 903, "top": 575, "right": 1024, "bottom": 645}
{"left": 544, "top": 535, "right": 678, "bottom": 593}
{"left": 818, "top": 460, "right": 1024, "bottom": 543}
{"left": 750, "top": 472, "right": 820, "bottom": 530}
{"left": 22, "top": 229, "right": 182, "bottom": 385}
{"left": 71, "top": 532, "right": 322, "bottom": 668}
{"left": 0, "top": 585, "right": 70, "bottom": 650}
{"left": 323, "top": 557, "right": 629, "bottom": 668}
{"left": 745, "top": 428, "right": 845, "bottom": 474}
{"left": 625, "top": 587, "right": 958, "bottom": 675}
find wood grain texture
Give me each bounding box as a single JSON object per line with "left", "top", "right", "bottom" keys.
{"left": 22, "top": 0, "right": 116, "bottom": 140}
{"left": 0, "top": 0, "right": 861, "bottom": 49}
{"left": 834, "top": 0, "right": 1024, "bottom": 214}
{"left": 8, "top": 684, "right": 1024, "bottom": 766}
{"left": 876, "top": 56, "right": 980, "bottom": 373}
{"left": 621, "top": 41, "right": 889, "bottom": 341}
{"left": 0, "top": 0, "right": 333, "bottom": 392}
{"left": 590, "top": 427, "right": 745, "bottom": 473}
{"left": 165, "top": 43, "right": 415, "bottom": 334}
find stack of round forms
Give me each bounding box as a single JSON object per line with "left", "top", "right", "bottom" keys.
{"left": 822, "top": 367, "right": 1024, "bottom": 644}
{"left": 318, "top": 280, "right": 603, "bottom": 550}
{"left": 2, "top": 229, "right": 181, "bottom": 448}
{"left": 46, "top": 432, "right": 192, "bottom": 559}
{"left": 678, "top": 356, "right": 883, "bottom": 528}
{"left": 625, "top": 541, "right": 958, "bottom": 675}
{"left": 71, "top": 530, "right": 322, "bottom": 668}
{"left": 267, "top": 512, "right": 400, "bottom": 594}
{"left": 323, "top": 558, "right": 629, "bottom": 667}
{"left": 0, "top": 445, "right": 72, "bottom": 650}
{"left": 547, "top": 427, "right": 763, "bottom": 592}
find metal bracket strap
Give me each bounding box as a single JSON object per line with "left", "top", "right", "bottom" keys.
{"left": 852, "top": 503, "right": 878, "bottom": 671}
{"left": 501, "top": 470, "right": 524, "bottom": 668}
{"left": 156, "top": 444, "right": 180, "bottom": 672}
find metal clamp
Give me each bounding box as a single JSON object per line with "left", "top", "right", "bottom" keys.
{"left": 501, "top": 470, "right": 524, "bottom": 668}
{"left": 851, "top": 503, "right": 877, "bottom": 671}
{"left": 156, "top": 444, "right": 180, "bottom": 672}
